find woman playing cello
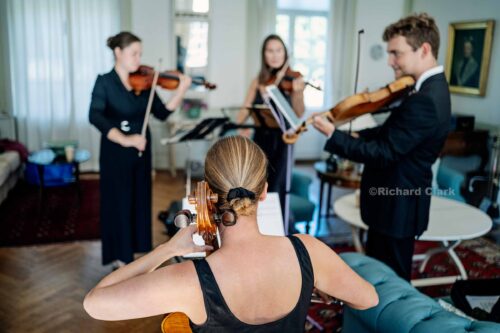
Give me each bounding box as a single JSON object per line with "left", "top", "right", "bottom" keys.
{"left": 84, "top": 135, "right": 378, "bottom": 331}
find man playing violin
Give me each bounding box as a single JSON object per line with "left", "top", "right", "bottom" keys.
{"left": 313, "top": 13, "right": 451, "bottom": 281}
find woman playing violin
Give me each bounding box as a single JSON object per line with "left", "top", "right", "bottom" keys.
{"left": 84, "top": 136, "right": 378, "bottom": 331}
{"left": 236, "top": 34, "right": 305, "bottom": 223}
{"left": 89, "top": 31, "right": 191, "bottom": 269}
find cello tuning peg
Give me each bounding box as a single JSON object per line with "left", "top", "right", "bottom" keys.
{"left": 220, "top": 210, "right": 237, "bottom": 226}
{"left": 174, "top": 210, "right": 194, "bottom": 228}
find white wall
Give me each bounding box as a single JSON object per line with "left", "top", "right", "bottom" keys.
{"left": 412, "top": 0, "right": 500, "bottom": 130}
{"left": 128, "top": 0, "right": 249, "bottom": 169}
{"left": 353, "top": 0, "right": 409, "bottom": 92}
{"left": 207, "top": 0, "right": 248, "bottom": 108}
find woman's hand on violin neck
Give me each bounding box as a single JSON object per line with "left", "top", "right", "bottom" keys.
{"left": 312, "top": 112, "right": 335, "bottom": 137}
{"left": 122, "top": 134, "right": 147, "bottom": 151}
{"left": 177, "top": 73, "right": 192, "bottom": 92}
{"left": 166, "top": 224, "right": 214, "bottom": 257}
{"left": 165, "top": 74, "right": 192, "bottom": 111}
{"left": 292, "top": 76, "right": 306, "bottom": 93}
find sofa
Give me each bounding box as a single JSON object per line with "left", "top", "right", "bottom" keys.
{"left": 0, "top": 151, "right": 21, "bottom": 205}
{"left": 340, "top": 252, "right": 500, "bottom": 333}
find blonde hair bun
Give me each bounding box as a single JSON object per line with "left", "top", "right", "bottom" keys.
{"left": 205, "top": 136, "right": 268, "bottom": 217}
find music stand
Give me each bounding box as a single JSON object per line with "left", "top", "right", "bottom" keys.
{"left": 161, "top": 117, "right": 229, "bottom": 196}
{"left": 258, "top": 85, "right": 301, "bottom": 234}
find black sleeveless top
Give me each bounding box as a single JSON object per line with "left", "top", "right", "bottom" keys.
{"left": 189, "top": 236, "right": 314, "bottom": 332}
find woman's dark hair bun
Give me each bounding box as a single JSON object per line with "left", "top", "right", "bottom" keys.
{"left": 106, "top": 31, "right": 141, "bottom": 50}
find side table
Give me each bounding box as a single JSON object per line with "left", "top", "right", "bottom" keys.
{"left": 314, "top": 161, "right": 361, "bottom": 235}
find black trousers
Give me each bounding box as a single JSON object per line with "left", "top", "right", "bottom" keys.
{"left": 366, "top": 229, "right": 415, "bottom": 281}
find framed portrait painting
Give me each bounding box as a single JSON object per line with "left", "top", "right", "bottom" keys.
{"left": 445, "top": 20, "right": 495, "bottom": 96}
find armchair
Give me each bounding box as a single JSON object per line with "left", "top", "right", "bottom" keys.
{"left": 290, "top": 171, "right": 316, "bottom": 234}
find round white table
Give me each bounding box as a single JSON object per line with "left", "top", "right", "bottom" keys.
{"left": 334, "top": 193, "right": 492, "bottom": 286}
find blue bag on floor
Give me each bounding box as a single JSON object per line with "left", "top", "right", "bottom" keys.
{"left": 25, "top": 162, "right": 76, "bottom": 186}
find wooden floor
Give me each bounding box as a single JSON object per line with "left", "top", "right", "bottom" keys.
{"left": 0, "top": 171, "right": 185, "bottom": 333}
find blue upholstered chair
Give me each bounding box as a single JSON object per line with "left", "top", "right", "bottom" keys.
{"left": 290, "top": 171, "right": 316, "bottom": 234}
{"left": 340, "top": 252, "right": 500, "bottom": 333}
{"left": 432, "top": 156, "right": 485, "bottom": 203}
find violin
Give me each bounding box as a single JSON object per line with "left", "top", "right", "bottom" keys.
{"left": 266, "top": 60, "right": 322, "bottom": 93}
{"left": 282, "top": 76, "right": 415, "bottom": 144}
{"left": 129, "top": 65, "right": 217, "bottom": 95}
{"left": 267, "top": 67, "right": 322, "bottom": 93}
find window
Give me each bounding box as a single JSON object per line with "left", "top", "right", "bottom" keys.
{"left": 174, "top": 0, "right": 210, "bottom": 79}
{"left": 276, "top": 0, "right": 330, "bottom": 108}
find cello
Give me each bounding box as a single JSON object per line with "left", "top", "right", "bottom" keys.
{"left": 161, "top": 180, "right": 236, "bottom": 333}
{"left": 161, "top": 180, "right": 339, "bottom": 332}
{"left": 282, "top": 76, "right": 415, "bottom": 144}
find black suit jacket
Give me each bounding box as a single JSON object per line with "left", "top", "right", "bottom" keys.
{"left": 325, "top": 73, "right": 451, "bottom": 238}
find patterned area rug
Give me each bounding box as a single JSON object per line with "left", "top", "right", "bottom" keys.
{"left": 305, "top": 238, "right": 500, "bottom": 332}
{"left": 0, "top": 179, "right": 100, "bottom": 246}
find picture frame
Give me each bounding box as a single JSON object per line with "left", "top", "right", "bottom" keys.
{"left": 445, "top": 20, "right": 495, "bottom": 96}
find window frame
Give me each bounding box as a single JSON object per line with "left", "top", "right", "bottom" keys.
{"left": 276, "top": 8, "right": 329, "bottom": 109}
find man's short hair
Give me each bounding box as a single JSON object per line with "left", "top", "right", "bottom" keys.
{"left": 383, "top": 13, "right": 440, "bottom": 59}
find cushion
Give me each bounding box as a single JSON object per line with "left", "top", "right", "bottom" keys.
{"left": 0, "top": 151, "right": 21, "bottom": 173}
{"left": 440, "top": 155, "right": 482, "bottom": 174}
{"left": 289, "top": 194, "right": 315, "bottom": 222}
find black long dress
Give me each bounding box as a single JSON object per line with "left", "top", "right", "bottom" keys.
{"left": 89, "top": 68, "right": 172, "bottom": 265}
{"left": 252, "top": 88, "right": 292, "bottom": 217}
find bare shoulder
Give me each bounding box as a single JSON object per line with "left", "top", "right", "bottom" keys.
{"left": 159, "top": 260, "right": 198, "bottom": 286}
{"left": 291, "top": 233, "right": 335, "bottom": 254}
{"left": 155, "top": 260, "right": 204, "bottom": 314}
{"left": 250, "top": 77, "right": 258, "bottom": 86}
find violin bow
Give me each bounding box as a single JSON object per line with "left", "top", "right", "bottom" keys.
{"left": 273, "top": 60, "right": 290, "bottom": 87}
{"left": 138, "top": 59, "right": 162, "bottom": 157}
{"left": 349, "top": 29, "right": 365, "bottom": 135}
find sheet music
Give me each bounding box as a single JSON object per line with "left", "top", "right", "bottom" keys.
{"left": 265, "top": 85, "right": 301, "bottom": 130}
{"left": 181, "top": 192, "right": 284, "bottom": 258}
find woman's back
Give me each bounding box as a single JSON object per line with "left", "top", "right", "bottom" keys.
{"left": 188, "top": 235, "right": 314, "bottom": 332}
{"left": 83, "top": 136, "right": 378, "bottom": 330}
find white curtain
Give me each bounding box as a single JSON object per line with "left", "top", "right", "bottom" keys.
{"left": 7, "top": 0, "right": 120, "bottom": 171}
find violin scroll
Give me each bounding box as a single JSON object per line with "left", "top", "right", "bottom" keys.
{"left": 188, "top": 181, "right": 218, "bottom": 248}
